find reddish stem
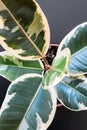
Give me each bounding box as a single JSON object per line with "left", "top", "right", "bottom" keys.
{"left": 57, "top": 103, "right": 63, "bottom": 108}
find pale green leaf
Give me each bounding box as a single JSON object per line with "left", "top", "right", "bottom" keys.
{"left": 0, "top": 74, "right": 57, "bottom": 130}
{"left": 0, "top": 0, "right": 50, "bottom": 60}
{"left": 43, "top": 48, "right": 70, "bottom": 88}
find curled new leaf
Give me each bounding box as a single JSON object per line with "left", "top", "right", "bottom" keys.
{"left": 43, "top": 48, "right": 70, "bottom": 88}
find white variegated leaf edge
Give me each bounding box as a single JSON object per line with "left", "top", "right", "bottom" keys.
{"left": 43, "top": 73, "right": 66, "bottom": 90}
{"left": 34, "top": 0, "right": 50, "bottom": 56}
{"left": 0, "top": 73, "right": 57, "bottom": 130}
{"left": 67, "top": 46, "right": 87, "bottom": 76}
{"left": 0, "top": 51, "right": 44, "bottom": 81}
{"left": 55, "top": 75, "right": 87, "bottom": 111}
{"left": 0, "top": 0, "right": 50, "bottom": 60}
{"left": 0, "top": 73, "right": 42, "bottom": 114}
{"left": 57, "top": 22, "right": 87, "bottom": 54}
{"left": 43, "top": 48, "right": 71, "bottom": 89}
{"left": 53, "top": 48, "right": 71, "bottom": 69}
{"left": 0, "top": 50, "right": 44, "bottom": 70}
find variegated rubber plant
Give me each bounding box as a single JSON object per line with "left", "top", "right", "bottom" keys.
{"left": 0, "top": 0, "right": 87, "bottom": 130}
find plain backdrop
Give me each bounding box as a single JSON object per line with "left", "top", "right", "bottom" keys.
{"left": 36, "top": 0, "right": 87, "bottom": 44}
{"left": 1, "top": 0, "right": 87, "bottom": 130}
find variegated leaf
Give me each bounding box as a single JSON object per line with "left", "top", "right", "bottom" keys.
{"left": 0, "top": 51, "right": 43, "bottom": 81}
{"left": 43, "top": 48, "right": 70, "bottom": 88}
{"left": 57, "top": 22, "right": 87, "bottom": 75}
{"left": 0, "top": 0, "right": 50, "bottom": 60}
{"left": 55, "top": 76, "right": 87, "bottom": 111}
{"left": 68, "top": 47, "right": 87, "bottom": 75}
{"left": 0, "top": 74, "right": 57, "bottom": 130}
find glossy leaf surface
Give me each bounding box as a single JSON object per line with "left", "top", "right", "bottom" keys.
{"left": 0, "top": 0, "right": 50, "bottom": 60}
{"left": 55, "top": 76, "right": 87, "bottom": 110}
{"left": 58, "top": 22, "right": 87, "bottom": 55}
{"left": 68, "top": 47, "right": 87, "bottom": 75}
{"left": 0, "top": 74, "right": 57, "bottom": 130}
{"left": 0, "top": 51, "right": 43, "bottom": 81}
{"left": 57, "top": 22, "right": 87, "bottom": 75}
{"left": 43, "top": 48, "right": 70, "bottom": 88}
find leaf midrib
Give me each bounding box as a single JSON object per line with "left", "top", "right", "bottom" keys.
{"left": 68, "top": 46, "right": 87, "bottom": 75}
{"left": 17, "top": 81, "right": 42, "bottom": 130}
{"left": 61, "top": 79, "right": 87, "bottom": 100}
{"left": 0, "top": 64, "right": 43, "bottom": 70}
{"left": 1, "top": 1, "right": 44, "bottom": 58}
{"left": 71, "top": 46, "right": 87, "bottom": 58}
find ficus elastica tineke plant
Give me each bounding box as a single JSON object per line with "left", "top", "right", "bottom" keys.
{"left": 0, "top": 0, "right": 87, "bottom": 130}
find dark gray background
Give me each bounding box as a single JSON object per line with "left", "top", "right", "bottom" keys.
{"left": 36, "top": 0, "right": 87, "bottom": 44}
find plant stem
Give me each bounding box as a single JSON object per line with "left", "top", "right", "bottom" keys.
{"left": 42, "top": 57, "right": 51, "bottom": 70}
{"left": 57, "top": 103, "right": 63, "bottom": 108}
